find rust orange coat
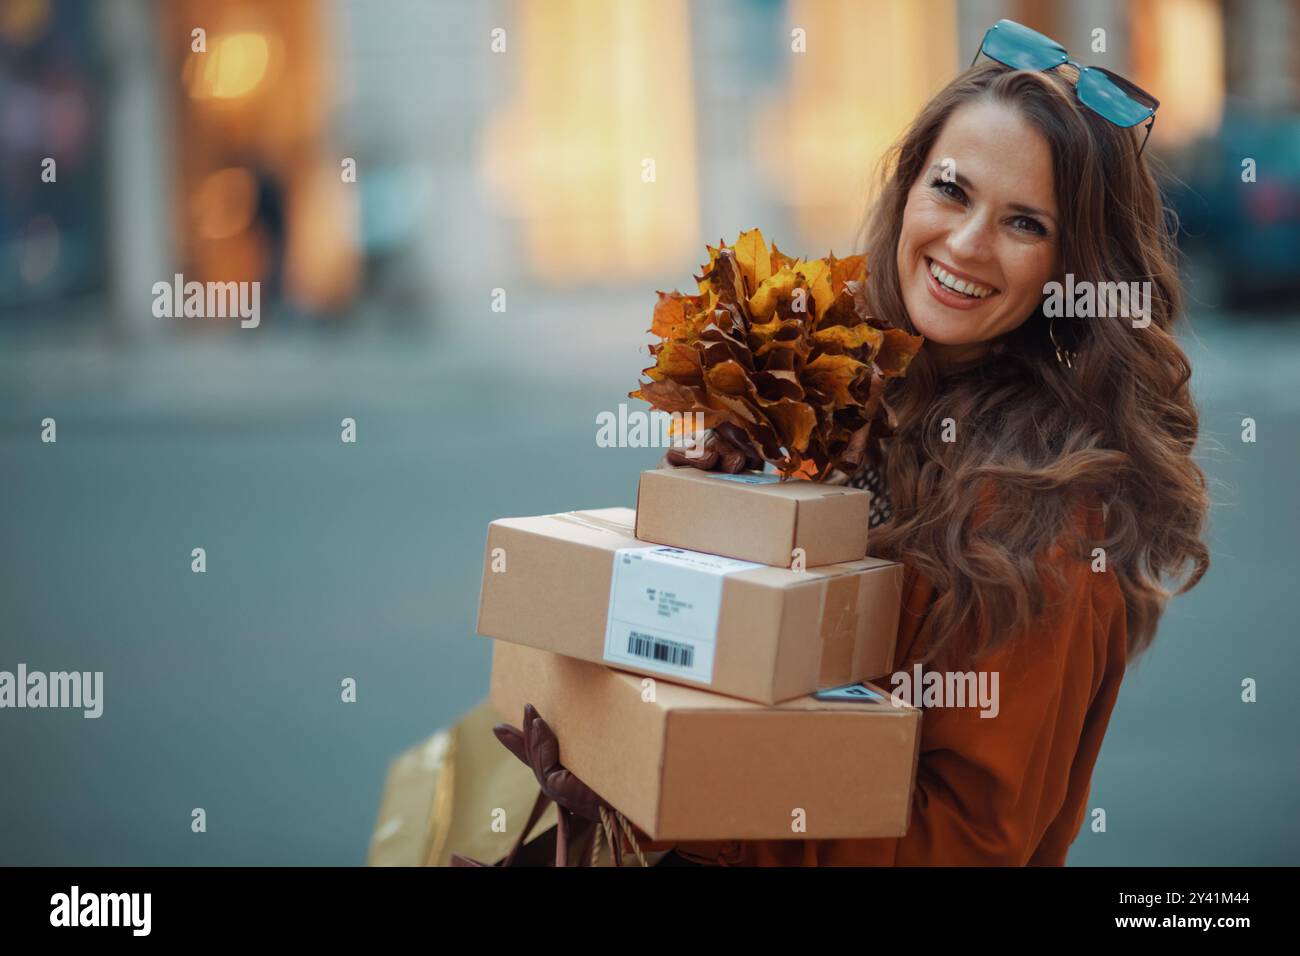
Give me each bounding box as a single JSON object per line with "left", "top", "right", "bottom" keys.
{"left": 634, "top": 495, "right": 1128, "bottom": 866}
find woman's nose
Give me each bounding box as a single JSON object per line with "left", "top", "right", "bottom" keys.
{"left": 947, "top": 209, "right": 995, "bottom": 262}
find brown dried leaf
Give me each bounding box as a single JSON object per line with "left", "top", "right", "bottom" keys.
{"left": 876, "top": 328, "right": 926, "bottom": 377}
{"left": 806, "top": 353, "right": 868, "bottom": 409}
{"left": 827, "top": 252, "right": 867, "bottom": 297}
{"left": 650, "top": 291, "right": 701, "bottom": 340}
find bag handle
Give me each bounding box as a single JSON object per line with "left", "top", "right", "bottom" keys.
{"left": 451, "top": 795, "right": 649, "bottom": 867}
{"left": 502, "top": 789, "right": 555, "bottom": 867}
{"left": 590, "top": 806, "right": 649, "bottom": 867}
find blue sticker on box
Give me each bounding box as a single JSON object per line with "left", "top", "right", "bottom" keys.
{"left": 708, "top": 472, "right": 782, "bottom": 484}
{"left": 813, "top": 682, "right": 884, "bottom": 703}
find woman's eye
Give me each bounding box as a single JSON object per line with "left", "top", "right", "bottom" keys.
{"left": 930, "top": 178, "right": 966, "bottom": 203}
{"left": 1010, "top": 215, "right": 1047, "bottom": 236}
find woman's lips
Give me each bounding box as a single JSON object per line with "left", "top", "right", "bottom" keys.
{"left": 924, "top": 257, "right": 995, "bottom": 311}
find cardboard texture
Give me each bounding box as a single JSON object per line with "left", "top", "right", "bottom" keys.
{"left": 489, "top": 642, "right": 921, "bottom": 842}
{"left": 476, "top": 507, "right": 903, "bottom": 704}
{"left": 635, "top": 466, "right": 873, "bottom": 568}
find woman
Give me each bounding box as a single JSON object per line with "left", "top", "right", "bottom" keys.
{"left": 503, "top": 22, "right": 1211, "bottom": 866}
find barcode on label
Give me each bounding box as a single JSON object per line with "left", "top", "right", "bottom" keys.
{"left": 626, "top": 631, "right": 695, "bottom": 669}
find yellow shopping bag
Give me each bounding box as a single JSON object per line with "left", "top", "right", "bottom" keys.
{"left": 366, "top": 700, "right": 557, "bottom": 867}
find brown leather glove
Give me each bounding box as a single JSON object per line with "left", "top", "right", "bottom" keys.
{"left": 494, "top": 704, "right": 607, "bottom": 822}
{"left": 496, "top": 704, "right": 625, "bottom": 865}
{"left": 664, "top": 422, "right": 765, "bottom": 474}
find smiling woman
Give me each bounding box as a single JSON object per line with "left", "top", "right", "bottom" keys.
{"left": 642, "top": 49, "right": 1212, "bottom": 867}
{"left": 896, "top": 99, "right": 1061, "bottom": 360}
{"left": 860, "top": 58, "right": 1209, "bottom": 668}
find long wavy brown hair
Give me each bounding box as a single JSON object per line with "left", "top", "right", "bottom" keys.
{"left": 859, "top": 60, "right": 1210, "bottom": 665}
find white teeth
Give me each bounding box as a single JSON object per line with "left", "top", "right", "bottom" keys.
{"left": 928, "top": 260, "right": 993, "bottom": 298}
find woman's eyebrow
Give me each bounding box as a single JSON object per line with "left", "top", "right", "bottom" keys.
{"left": 926, "top": 163, "right": 1058, "bottom": 226}
{"left": 1008, "top": 202, "right": 1058, "bottom": 226}
{"left": 928, "top": 162, "right": 971, "bottom": 189}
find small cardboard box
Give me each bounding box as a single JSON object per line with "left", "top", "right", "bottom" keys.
{"left": 476, "top": 507, "right": 903, "bottom": 705}
{"left": 489, "top": 642, "right": 921, "bottom": 841}
{"left": 635, "top": 466, "right": 873, "bottom": 568}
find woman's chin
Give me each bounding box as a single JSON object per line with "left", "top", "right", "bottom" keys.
{"left": 906, "top": 313, "right": 990, "bottom": 364}
{"left": 907, "top": 309, "right": 970, "bottom": 347}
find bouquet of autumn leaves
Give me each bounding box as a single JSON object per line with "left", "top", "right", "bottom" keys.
{"left": 630, "top": 228, "right": 924, "bottom": 480}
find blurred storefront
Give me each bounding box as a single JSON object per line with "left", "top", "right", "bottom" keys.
{"left": 164, "top": 0, "right": 360, "bottom": 322}
{"left": 0, "top": 0, "right": 103, "bottom": 315}
{"left": 1, "top": 0, "right": 1297, "bottom": 334}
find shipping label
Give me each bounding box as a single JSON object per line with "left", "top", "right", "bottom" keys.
{"left": 603, "top": 546, "right": 762, "bottom": 684}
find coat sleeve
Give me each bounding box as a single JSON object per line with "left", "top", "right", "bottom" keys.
{"left": 734, "top": 526, "right": 1120, "bottom": 866}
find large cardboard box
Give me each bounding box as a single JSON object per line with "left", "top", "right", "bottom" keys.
{"left": 489, "top": 642, "right": 921, "bottom": 841}
{"left": 477, "top": 507, "right": 903, "bottom": 705}
{"left": 635, "top": 466, "right": 873, "bottom": 568}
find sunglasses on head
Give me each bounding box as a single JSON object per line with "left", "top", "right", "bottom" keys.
{"left": 971, "top": 19, "right": 1160, "bottom": 158}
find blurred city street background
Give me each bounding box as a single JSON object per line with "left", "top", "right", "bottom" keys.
{"left": 1, "top": 0, "right": 1298, "bottom": 865}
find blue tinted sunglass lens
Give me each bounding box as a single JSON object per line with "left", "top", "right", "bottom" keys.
{"left": 1076, "top": 68, "right": 1155, "bottom": 127}
{"left": 982, "top": 19, "right": 1067, "bottom": 71}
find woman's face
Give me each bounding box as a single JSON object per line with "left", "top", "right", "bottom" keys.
{"left": 896, "top": 99, "right": 1061, "bottom": 360}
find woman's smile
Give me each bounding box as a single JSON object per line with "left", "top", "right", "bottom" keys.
{"left": 924, "top": 255, "right": 999, "bottom": 310}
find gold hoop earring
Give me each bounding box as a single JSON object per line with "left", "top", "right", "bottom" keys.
{"left": 1049, "top": 317, "right": 1075, "bottom": 369}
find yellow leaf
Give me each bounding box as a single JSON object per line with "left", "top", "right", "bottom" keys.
{"left": 695, "top": 241, "right": 725, "bottom": 296}
{"left": 653, "top": 340, "right": 703, "bottom": 382}
{"left": 749, "top": 266, "right": 798, "bottom": 321}
{"left": 812, "top": 323, "right": 883, "bottom": 352}
{"left": 791, "top": 258, "right": 834, "bottom": 319}
{"left": 733, "top": 228, "right": 771, "bottom": 296}
{"left": 651, "top": 291, "right": 697, "bottom": 340}
{"left": 749, "top": 316, "right": 796, "bottom": 346}
{"left": 770, "top": 242, "right": 798, "bottom": 274}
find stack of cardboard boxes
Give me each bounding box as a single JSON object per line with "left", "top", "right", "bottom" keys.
{"left": 477, "top": 465, "right": 921, "bottom": 844}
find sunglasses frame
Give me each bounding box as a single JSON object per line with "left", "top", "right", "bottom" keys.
{"left": 970, "top": 20, "right": 1160, "bottom": 158}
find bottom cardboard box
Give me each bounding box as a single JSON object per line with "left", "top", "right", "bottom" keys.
{"left": 489, "top": 641, "right": 921, "bottom": 842}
